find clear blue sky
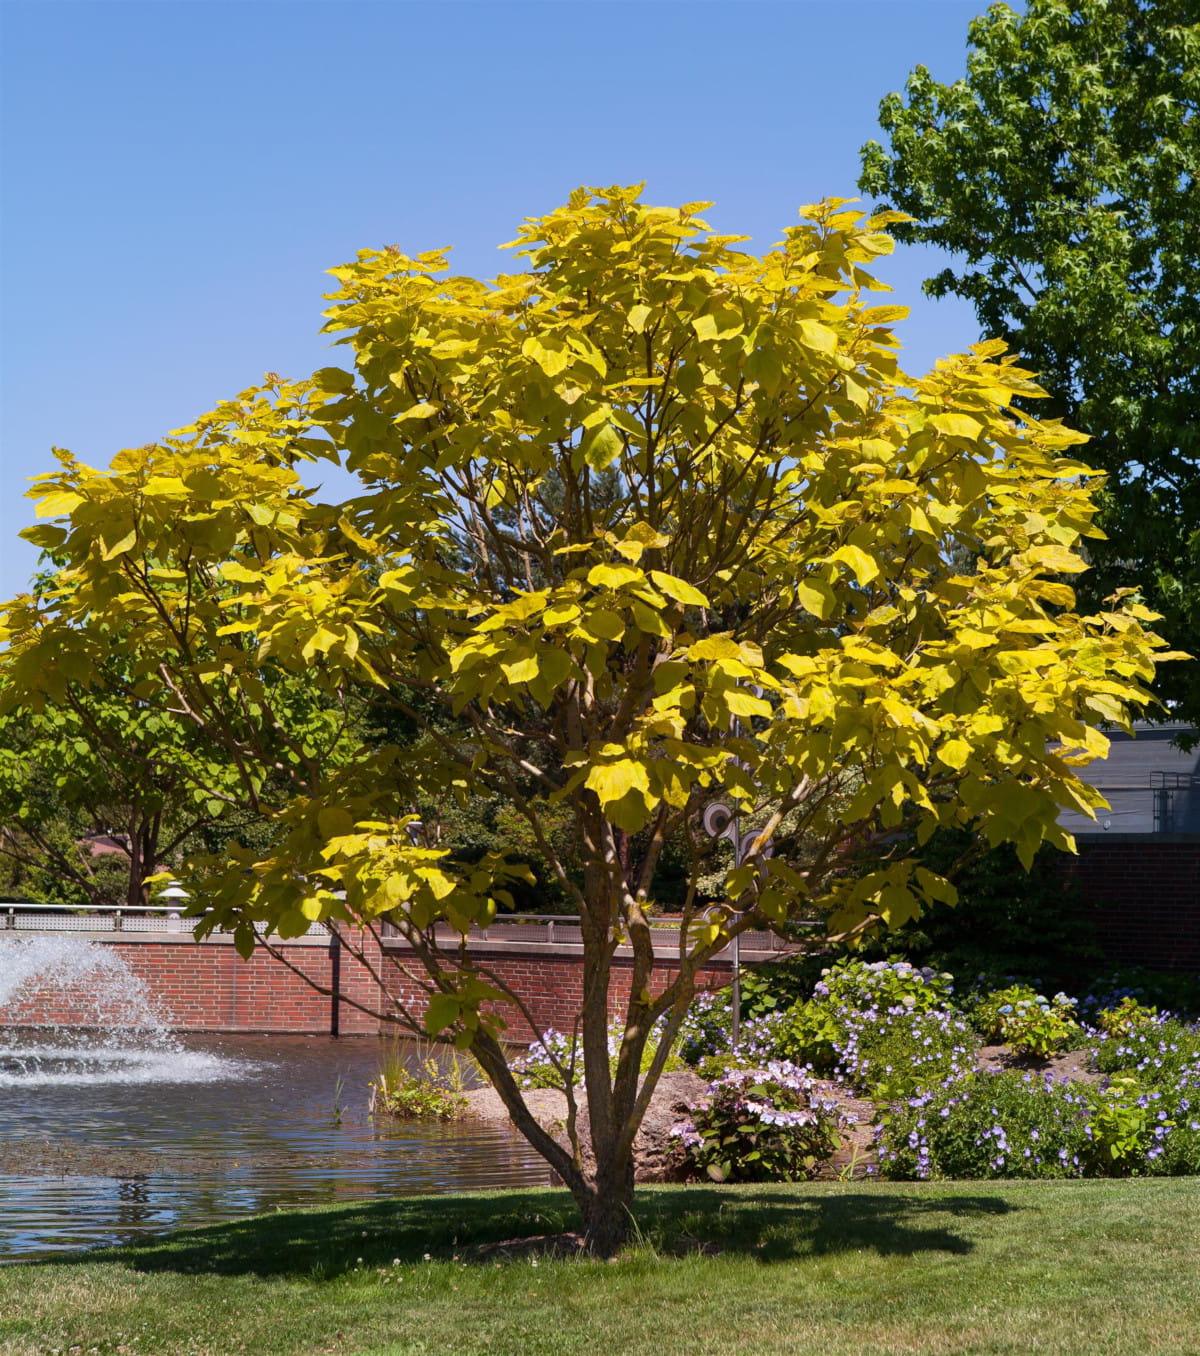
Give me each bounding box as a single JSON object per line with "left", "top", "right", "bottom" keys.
{"left": 1, "top": 0, "right": 995, "bottom": 601}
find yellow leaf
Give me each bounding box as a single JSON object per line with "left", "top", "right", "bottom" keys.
{"left": 583, "top": 424, "right": 623, "bottom": 471}
{"left": 831, "top": 544, "right": 879, "bottom": 587}
{"left": 688, "top": 635, "right": 742, "bottom": 662}
{"left": 627, "top": 304, "right": 651, "bottom": 333}
{"left": 501, "top": 653, "right": 540, "bottom": 684}
{"left": 797, "top": 319, "right": 838, "bottom": 354}
{"left": 99, "top": 527, "right": 137, "bottom": 561}
{"left": 724, "top": 689, "right": 772, "bottom": 719}
{"left": 1026, "top": 545, "right": 1089, "bottom": 574}
{"left": 522, "top": 334, "right": 571, "bottom": 376}
{"left": 649, "top": 571, "right": 708, "bottom": 607}
{"left": 796, "top": 579, "right": 836, "bottom": 619}
{"left": 588, "top": 563, "right": 642, "bottom": 590}
{"left": 931, "top": 413, "right": 983, "bottom": 439}
{"left": 937, "top": 739, "right": 971, "bottom": 771}
{"left": 394, "top": 401, "right": 440, "bottom": 421}
{"left": 585, "top": 759, "right": 650, "bottom": 805}
{"left": 33, "top": 490, "right": 85, "bottom": 519}
{"left": 583, "top": 609, "right": 625, "bottom": 641}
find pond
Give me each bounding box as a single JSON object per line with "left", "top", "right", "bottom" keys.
{"left": 0, "top": 1029, "right": 551, "bottom": 1260}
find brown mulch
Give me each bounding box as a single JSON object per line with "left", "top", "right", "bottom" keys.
{"left": 976, "top": 1043, "right": 1104, "bottom": 1084}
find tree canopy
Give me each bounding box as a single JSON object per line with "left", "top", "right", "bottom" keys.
{"left": 0, "top": 187, "right": 1178, "bottom": 1251}
{"left": 859, "top": 0, "right": 1199, "bottom": 732}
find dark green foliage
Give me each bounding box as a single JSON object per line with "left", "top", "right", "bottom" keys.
{"left": 1085, "top": 966, "right": 1200, "bottom": 1021}
{"left": 737, "top": 955, "right": 830, "bottom": 1017}
{"left": 852, "top": 833, "right": 1102, "bottom": 991}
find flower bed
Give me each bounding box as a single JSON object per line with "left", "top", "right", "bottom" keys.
{"left": 651, "top": 958, "right": 1200, "bottom": 1184}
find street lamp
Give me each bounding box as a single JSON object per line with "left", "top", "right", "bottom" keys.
{"left": 160, "top": 881, "right": 188, "bottom": 932}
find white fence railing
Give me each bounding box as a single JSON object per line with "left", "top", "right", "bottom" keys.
{"left": 2, "top": 903, "right": 814, "bottom": 956}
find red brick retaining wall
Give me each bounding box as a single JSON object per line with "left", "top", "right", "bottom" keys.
{"left": 1, "top": 931, "right": 735, "bottom": 1039}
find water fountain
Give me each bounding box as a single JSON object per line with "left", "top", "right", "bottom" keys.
{"left": 0, "top": 934, "right": 237, "bottom": 1088}
{"left": 0, "top": 935, "right": 549, "bottom": 1257}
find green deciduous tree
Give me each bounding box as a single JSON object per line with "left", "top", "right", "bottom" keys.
{"left": 0, "top": 188, "right": 1177, "bottom": 1252}
{"left": 859, "top": 0, "right": 1200, "bottom": 732}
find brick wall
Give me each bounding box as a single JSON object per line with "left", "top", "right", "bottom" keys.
{"left": 1, "top": 931, "right": 736, "bottom": 1038}
{"left": 1066, "top": 837, "right": 1200, "bottom": 973}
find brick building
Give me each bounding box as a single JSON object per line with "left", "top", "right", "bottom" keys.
{"left": 1059, "top": 724, "right": 1200, "bottom": 973}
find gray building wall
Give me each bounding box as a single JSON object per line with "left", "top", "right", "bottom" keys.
{"left": 1058, "top": 724, "right": 1200, "bottom": 837}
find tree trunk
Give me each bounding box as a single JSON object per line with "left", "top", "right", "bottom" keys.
{"left": 579, "top": 1162, "right": 635, "bottom": 1257}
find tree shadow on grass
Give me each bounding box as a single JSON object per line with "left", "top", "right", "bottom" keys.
{"left": 634, "top": 1187, "right": 1017, "bottom": 1262}
{"left": 27, "top": 1184, "right": 1019, "bottom": 1279}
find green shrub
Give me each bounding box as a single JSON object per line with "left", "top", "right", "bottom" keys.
{"left": 1096, "top": 996, "right": 1160, "bottom": 1037}
{"left": 669, "top": 1061, "right": 845, "bottom": 1183}
{"left": 776, "top": 1001, "right": 844, "bottom": 1074}
{"left": 834, "top": 1004, "right": 979, "bottom": 1103}
{"left": 812, "top": 958, "right": 955, "bottom": 1015}
{"left": 973, "top": 985, "right": 1081, "bottom": 1058}
{"left": 878, "top": 1066, "right": 1200, "bottom": 1180}
{"left": 1090, "top": 1018, "right": 1200, "bottom": 1085}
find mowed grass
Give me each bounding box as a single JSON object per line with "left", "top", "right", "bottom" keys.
{"left": 3, "top": 1180, "right": 1199, "bottom": 1356}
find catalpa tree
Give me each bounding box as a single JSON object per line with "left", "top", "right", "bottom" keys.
{"left": 0, "top": 188, "right": 1177, "bottom": 1252}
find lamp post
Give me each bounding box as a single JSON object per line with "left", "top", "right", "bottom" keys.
{"left": 160, "top": 881, "right": 188, "bottom": 933}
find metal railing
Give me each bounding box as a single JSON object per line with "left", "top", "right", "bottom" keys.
{"left": 0, "top": 902, "right": 325, "bottom": 938}
{"left": 383, "top": 912, "right": 815, "bottom": 957}
{"left": 2, "top": 903, "right": 815, "bottom": 955}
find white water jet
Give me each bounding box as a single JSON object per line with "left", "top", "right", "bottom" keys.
{"left": 0, "top": 936, "right": 247, "bottom": 1087}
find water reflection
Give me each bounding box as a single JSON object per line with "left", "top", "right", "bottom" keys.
{"left": 0, "top": 1034, "right": 549, "bottom": 1259}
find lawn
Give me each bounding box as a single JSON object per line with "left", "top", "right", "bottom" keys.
{"left": 2, "top": 1180, "right": 1198, "bottom": 1356}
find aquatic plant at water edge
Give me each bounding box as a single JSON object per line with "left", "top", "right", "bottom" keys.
{"left": 369, "top": 1044, "right": 470, "bottom": 1120}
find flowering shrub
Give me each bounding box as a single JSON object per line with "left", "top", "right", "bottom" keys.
{"left": 512, "top": 1017, "right": 692, "bottom": 1090}
{"left": 812, "top": 959, "right": 955, "bottom": 1016}
{"left": 1096, "top": 996, "right": 1161, "bottom": 1037}
{"left": 877, "top": 1065, "right": 1200, "bottom": 1180}
{"left": 777, "top": 959, "right": 964, "bottom": 1085}
{"left": 974, "top": 985, "right": 1080, "bottom": 1058}
{"left": 510, "top": 1027, "right": 578, "bottom": 1090}
{"left": 834, "top": 1005, "right": 979, "bottom": 1104}
{"left": 1090, "top": 1017, "right": 1200, "bottom": 1084}
{"left": 776, "top": 1000, "right": 844, "bottom": 1073}
{"left": 675, "top": 988, "right": 792, "bottom": 1070}
{"left": 677, "top": 990, "right": 733, "bottom": 1065}
{"left": 669, "top": 1061, "right": 846, "bottom": 1182}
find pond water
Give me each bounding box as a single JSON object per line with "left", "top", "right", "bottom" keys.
{"left": 0, "top": 1030, "right": 551, "bottom": 1260}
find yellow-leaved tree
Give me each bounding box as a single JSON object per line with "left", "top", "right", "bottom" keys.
{"left": 0, "top": 188, "right": 1180, "bottom": 1252}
